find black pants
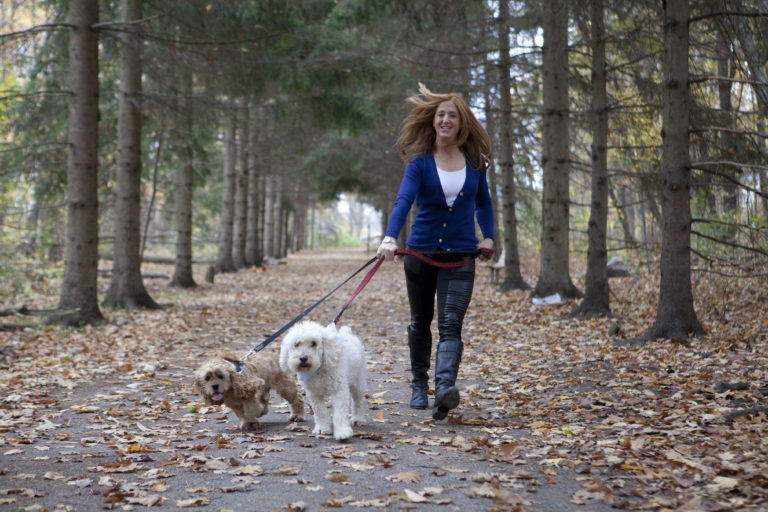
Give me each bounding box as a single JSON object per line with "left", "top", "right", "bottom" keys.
{"left": 404, "top": 251, "right": 476, "bottom": 352}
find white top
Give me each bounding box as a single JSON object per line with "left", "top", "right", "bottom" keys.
{"left": 436, "top": 165, "right": 466, "bottom": 207}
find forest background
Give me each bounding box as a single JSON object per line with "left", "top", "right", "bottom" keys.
{"left": 0, "top": 1, "right": 767, "bottom": 510}
{"left": 0, "top": 0, "right": 766, "bottom": 334}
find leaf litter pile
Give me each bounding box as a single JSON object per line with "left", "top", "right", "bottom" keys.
{"left": 1, "top": 249, "right": 766, "bottom": 511}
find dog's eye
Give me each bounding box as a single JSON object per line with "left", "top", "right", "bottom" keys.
{"left": 311, "top": 341, "right": 317, "bottom": 347}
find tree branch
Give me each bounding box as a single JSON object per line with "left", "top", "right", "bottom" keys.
{"left": 0, "top": 23, "right": 73, "bottom": 42}
{"left": 691, "top": 163, "right": 768, "bottom": 198}
{"left": 691, "top": 230, "right": 768, "bottom": 257}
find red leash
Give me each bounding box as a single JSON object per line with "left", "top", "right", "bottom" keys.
{"left": 333, "top": 248, "right": 493, "bottom": 325}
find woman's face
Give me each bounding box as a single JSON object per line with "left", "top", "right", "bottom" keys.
{"left": 433, "top": 100, "right": 460, "bottom": 144}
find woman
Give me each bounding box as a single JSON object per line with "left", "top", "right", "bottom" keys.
{"left": 377, "top": 83, "right": 494, "bottom": 421}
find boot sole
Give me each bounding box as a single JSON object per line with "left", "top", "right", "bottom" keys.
{"left": 432, "top": 387, "right": 459, "bottom": 420}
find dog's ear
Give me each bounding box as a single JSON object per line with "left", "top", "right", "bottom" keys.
{"left": 232, "top": 371, "right": 265, "bottom": 399}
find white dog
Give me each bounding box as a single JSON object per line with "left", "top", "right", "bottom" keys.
{"left": 280, "top": 321, "right": 366, "bottom": 441}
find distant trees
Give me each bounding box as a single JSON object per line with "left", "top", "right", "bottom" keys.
{"left": 0, "top": 0, "right": 765, "bottom": 338}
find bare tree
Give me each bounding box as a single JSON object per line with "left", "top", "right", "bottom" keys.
{"left": 622, "top": 0, "right": 705, "bottom": 345}
{"left": 533, "top": 0, "right": 581, "bottom": 299}
{"left": 232, "top": 102, "right": 249, "bottom": 269}
{"left": 573, "top": 0, "right": 610, "bottom": 317}
{"left": 48, "top": 0, "right": 104, "bottom": 326}
{"left": 245, "top": 123, "right": 263, "bottom": 267}
{"left": 103, "top": 0, "right": 159, "bottom": 309}
{"left": 169, "top": 144, "right": 197, "bottom": 288}
{"left": 215, "top": 114, "right": 237, "bottom": 273}
{"left": 497, "top": 0, "right": 530, "bottom": 292}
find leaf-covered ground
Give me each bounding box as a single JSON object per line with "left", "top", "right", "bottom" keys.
{"left": 1, "top": 248, "right": 766, "bottom": 511}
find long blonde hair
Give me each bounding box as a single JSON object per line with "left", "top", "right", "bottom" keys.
{"left": 395, "top": 83, "right": 492, "bottom": 171}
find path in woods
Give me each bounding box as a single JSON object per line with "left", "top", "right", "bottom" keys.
{"left": 2, "top": 248, "right": 765, "bottom": 511}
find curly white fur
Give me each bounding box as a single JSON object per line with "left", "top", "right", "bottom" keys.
{"left": 280, "top": 321, "right": 366, "bottom": 441}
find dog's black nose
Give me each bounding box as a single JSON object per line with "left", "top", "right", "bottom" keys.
{"left": 299, "top": 356, "right": 308, "bottom": 364}
{"left": 212, "top": 383, "right": 219, "bottom": 391}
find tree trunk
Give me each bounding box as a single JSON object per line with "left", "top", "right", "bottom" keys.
{"left": 533, "top": 0, "right": 581, "bottom": 299}
{"left": 573, "top": 0, "right": 610, "bottom": 317}
{"left": 215, "top": 113, "right": 237, "bottom": 273}
{"left": 732, "top": 13, "right": 768, "bottom": 114}
{"left": 481, "top": 26, "right": 501, "bottom": 254}
{"left": 716, "top": 32, "right": 739, "bottom": 242}
{"left": 232, "top": 102, "right": 249, "bottom": 269}
{"left": 103, "top": 0, "right": 159, "bottom": 310}
{"left": 263, "top": 174, "right": 274, "bottom": 259}
{"left": 49, "top": 0, "right": 104, "bottom": 326}
{"left": 497, "top": 0, "right": 530, "bottom": 292}
{"left": 170, "top": 144, "right": 197, "bottom": 288}
{"left": 245, "top": 122, "right": 263, "bottom": 267}
{"left": 622, "top": 0, "right": 705, "bottom": 346}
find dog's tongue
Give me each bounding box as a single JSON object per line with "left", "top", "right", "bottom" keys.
{"left": 212, "top": 393, "right": 223, "bottom": 401}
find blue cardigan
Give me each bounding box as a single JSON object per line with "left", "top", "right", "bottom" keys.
{"left": 385, "top": 155, "right": 494, "bottom": 252}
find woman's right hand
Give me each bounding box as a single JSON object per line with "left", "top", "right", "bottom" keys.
{"left": 376, "top": 237, "right": 398, "bottom": 262}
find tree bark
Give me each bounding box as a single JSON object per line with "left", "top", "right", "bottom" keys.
{"left": 245, "top": 121, "right": 263, "bottom": 267}
{"left": 621, "top": 0, "right": 705, "bottom": 345}
{"left": 232, "top": 101, "right": 249, "bottom": 269}
{"left": 103, "top": 0, "right": 160, "bottom": 310}
{"left": 533, "top": 0, "right": 581, "bottom": 299}
{"left": 215, "top": 113, "right": 237, "bottom": 273}
{"left": 170, "top": 144, "right": 197, "bottom": 288}
{"left": 497, "top": 0, "right": 529, "bottom": 292}
{"left": 573, "top": 0, "right": 610, "bottom": 317}
{"left": 49, "top": 0, "right": 104, "bottom": 326}
{"left": 263, "top": 174, "right": 275, "bottom": 259}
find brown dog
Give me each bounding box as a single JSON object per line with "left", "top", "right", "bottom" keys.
{"left": 193, "top": 350, "right": 304, "bottom": 430}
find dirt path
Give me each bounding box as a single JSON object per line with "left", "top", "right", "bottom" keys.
{"left": 2, "top": 249, "right": 766, "bottom": 511}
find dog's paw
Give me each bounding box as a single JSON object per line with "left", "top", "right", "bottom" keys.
{"left": 351, "top": 416, "right": 365, "bottom": 426}
{"left": 312, "top": 424, "right": 332, "bottom": 435}
{"left": 333, "top": 424, "right": 354, "bottom": 442}
{"left": 289, "top": 412, "right": 305, "bottom": 422}
{"left": 241, "top": 421, "right": 261, "bottom": 432}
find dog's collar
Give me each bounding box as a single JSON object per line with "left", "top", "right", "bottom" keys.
{"left": 298, "top": 361, "right": 323, "bottom": 382}
{"left": 224, "top": 358, "right": 245, "bottom": 373}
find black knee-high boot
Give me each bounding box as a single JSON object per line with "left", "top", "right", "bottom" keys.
{"left": 432, "top": 271, "right": 473, "bottom": 421}
{"left": 408, "top": 326, "right": 431, "bottom": 409}
{"left": 432, "top": 338, "right": 463, "bottom": 420}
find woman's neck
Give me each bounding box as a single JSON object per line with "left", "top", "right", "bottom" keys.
{"left": 434, "top": 142, "right": 462, "bottom": 157}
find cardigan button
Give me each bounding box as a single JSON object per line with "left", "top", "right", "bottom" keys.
{"left": 448, "top": 208, "right": 452, "bottom": 212}
{"left": 443, "top": 223, "right": 447, "bottom": 227}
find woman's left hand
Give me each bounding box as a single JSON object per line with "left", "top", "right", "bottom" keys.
{"left": 477, "top": 238, "right": 493, "bottom": 260}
